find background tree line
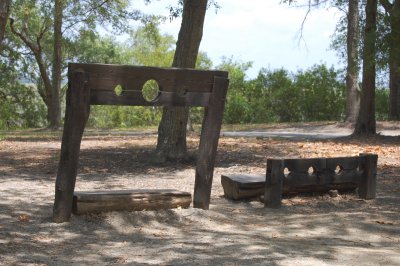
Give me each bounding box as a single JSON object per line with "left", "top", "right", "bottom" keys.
{"left": 0, "top": 0, "right": 398, "bottom": 160}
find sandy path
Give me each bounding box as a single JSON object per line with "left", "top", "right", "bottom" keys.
{"left": 0, "top": 126, "right": 399, "bottom": 265}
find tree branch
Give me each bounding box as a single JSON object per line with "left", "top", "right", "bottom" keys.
{"left": 62, "top": 0, "right": 111, "bottom": 34}
{"left": 9, "top": 17, "right": 39, "bottom": 53}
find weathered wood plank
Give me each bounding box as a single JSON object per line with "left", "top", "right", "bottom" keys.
{"left": 90, "top": 90, "right": 211, "bottom": 107}
{"left": 193, "top": 76, "right": 229, "bottom": 209}
{"left": 265, "top": 159, "right": 284, "bottom": 208}
{"left": 283, "top": 158, "right": 325, "bottom": 172}
{"left": 72, "top": 189, "right": 192, "bottom": 214}
{"left": 222, "top": 155, "right": 377, "bottom": 207}
{"left": 221, "top": 174, "right": 265, "bottom": 200}
{"left": 53, "top": 63, "right": 229, "bottom": 222}
{"left": 221, "top": 172, "right": 359, "bottom": 200}
{"left": 69, "top": 63, "right": 228, "bottom": 93}
{"left": 326, "top": 156, "right": 360, "bottom": 170}
{"left": 358, "top": 153, "right": 378, "bottom": 199}
{"left": 53, "top": 69, "right": 91, "bottom": 223}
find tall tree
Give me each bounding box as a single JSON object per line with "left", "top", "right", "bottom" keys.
{"left": 0, "top": 0, "right": 11, "bottom": 47}
{"left": 345, "top": 0, "right": 361, "bottom": 123}
{"left": 156, "top": 0, "right": 208, "bottom": 161}
{"left": 283, "top": 0, "right": 363, "bottom": 123}
{"left": 51, "top": 0, "right": 64, "bottom": 129}
{"left": 380, "top": 0, "right": 400, "bottom": 120}
{"left": 8, "top": 0, "right": 141, "bottom": 128}
{"left": 354, "top": 0, "right": 378, "bottom": 135}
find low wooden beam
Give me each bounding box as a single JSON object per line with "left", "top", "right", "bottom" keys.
{"left": 72, "top": 189, "right": 192, "bottom": 214}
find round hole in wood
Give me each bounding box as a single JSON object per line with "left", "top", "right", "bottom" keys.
{"left": 177, "top": 87, "right": 188, "bottom": 97}
{"left": 335, "top": 165, "right": 343, "bottom": 175}
{"left": 142, "top": 79, "right": 160, "bottom": 102}
{"left": 283, "top": 167, "right": 290, "bottom": 177}
{"left": 114, "top": 84, "right": 123, "bottom": 96}
{"left": 308, "top": 166, "right": 316, "bottom": 176}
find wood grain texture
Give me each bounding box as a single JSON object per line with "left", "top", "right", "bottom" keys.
{"left": 72, "top": 189, "right": 192, "bottom": 214}
{"left": 358, "top": 153, "right": 378, "bottom": 199}
{"left": 53, "top": 64, "right": 229, "bottom": 222}
{"left": 221, "top": 174, "right": 265, "bottom": 200}
{"left": 193, "top": 76, "right": 229, "bottom": 209}
{"left": 53, "top": 69, "right": 90, "bottom": 223}
{"left": 90, "top": 90, "right": 211, "bottom": 107}
{"left": 69, "top": 63, "right": 227, "bottom": 93}
{"left": 265, "top": 159, "right": 284, "bottom": 208}
{"left": 221, "top": 155, "right": 377, "bottom": 208}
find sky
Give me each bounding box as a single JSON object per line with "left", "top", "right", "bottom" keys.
{"left": 134, "top": 0, "right": 343, "bottom": 78}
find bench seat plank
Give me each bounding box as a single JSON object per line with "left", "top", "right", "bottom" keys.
{"left": 72, "top": 189, "right": 192, "bottom": 214}
{"left": 221, "top": 174, "right": 265, "bottom": 200}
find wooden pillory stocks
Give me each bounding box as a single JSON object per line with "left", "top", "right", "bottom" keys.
{"left": 53, "top": 63, "right": 229, "bottom": 223}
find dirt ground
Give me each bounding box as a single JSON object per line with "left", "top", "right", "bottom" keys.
{"left": 0, "top": 122, "right": 399, "bottom": 265}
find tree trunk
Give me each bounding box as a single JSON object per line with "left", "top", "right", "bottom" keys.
{"left": 345, "top": 0, "right": 360, "bottom": 123}
{"left": 354, "top": 0, "right": 377, "bottom": 135}
{"left": 0, "top": 0, "right": 11, "bottom": 49}
{"left": 156, "top": 0, "right": 208, "bottom": 161}
{"left": 9, "top": 16, "right": 54, "bottom": 127}
{"left": 51, "top": 0, "right": 63, "bottom": 129}
{"left": 387, "top": 1, "right": 400, "bottom": 120}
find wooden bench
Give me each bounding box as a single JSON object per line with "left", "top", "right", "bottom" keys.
{"left": 221, "top": 154, "right": 378, "bottom": 208}
{"left": 72, "top": 189, "right": 192, "bottom": 214}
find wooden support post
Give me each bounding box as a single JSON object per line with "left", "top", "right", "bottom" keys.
{"left": 358, "top": 153, "right": 378, "bottom": 199}
{"left": 264, "top": 159, "right": 284, "bottom": 208}
{"left": 193, "top": 76, "right": 229, "bottom": 209}
{"left": 53, "top": 69, "right": 90, "bottom": 223}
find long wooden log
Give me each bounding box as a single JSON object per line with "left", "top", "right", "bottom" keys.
{"left": 72, "top": 189, "right": 192, "bottom": 214}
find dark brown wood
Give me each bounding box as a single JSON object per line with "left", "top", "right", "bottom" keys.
{"left": 72, "top": 189, "right": 192, "bottom": 214}
{"left": 221, "top": 172, "right": 359, "bottom": 200}
{"left": 193, "top": 76, "right": 229, "bottom": 209}
{"left": 90, "top": 90, "right": 211, "bottom": 107}
{"left": 221, "top": 155, "right": 377, "bottom": 208}
{"left": 221, "top": 174, "right": 265, "bottom": 200}
{"left": 53, "top": 69, "right": 90, "bottom": 223}
{"left": 265, "top": 159, "right": 284, "bottom": 208}
{"left": 283, "top": 158, "right": 325, "bottom": 173}
{"left": 358, "top": 153, "right": 378, "bottom": 199}
{"left": 53, "top": 64, "right": 229, "bottom": 222}
{"left": 69, "top": 63, "right": 227, "bottom": 93}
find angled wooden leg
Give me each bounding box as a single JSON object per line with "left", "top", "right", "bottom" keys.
{"left": 264, "top": 159, "right": 284, "bottom": 208}
{"left": 53, "top": 69, "right": 90, "bottom": 223}
{"left": 358, "top": 153, "right": 378, "bottom": 199}
{"left": 193, "top": 76, "right": 229, "bottom": 209}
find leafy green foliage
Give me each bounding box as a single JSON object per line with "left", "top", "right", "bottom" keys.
{"left": 375, "top": 88, "right": 389, "bottom": 120}
{"left": 294, "top": 64, "right": 346, "bottom": 121}
{"left": 221, "top": 61, "right": 360, "bottom": 124}
{"left": 0, "top": 64, "right": 46, "bottom": 129}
